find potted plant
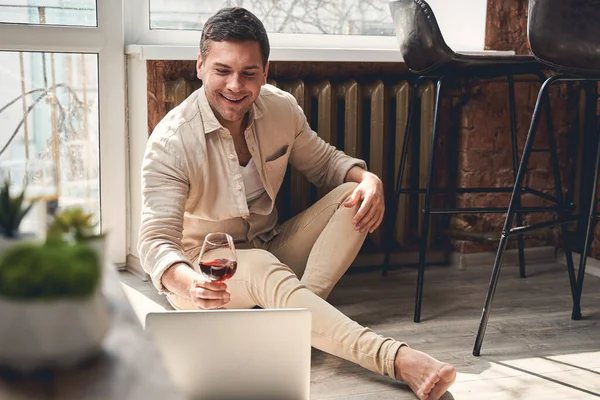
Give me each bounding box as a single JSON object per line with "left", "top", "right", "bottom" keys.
{"left": 0, "top": 179, "right": 37, "bottom": 253}
{"left": 46, "top": 207, "right": 107, "bottom": 267}
{"left": 0, "top": 209, "right": 110, "bottom": 373}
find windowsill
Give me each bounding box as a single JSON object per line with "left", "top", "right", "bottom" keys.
{"left": 125, "top": 44, "right": 404, "bottom": 63}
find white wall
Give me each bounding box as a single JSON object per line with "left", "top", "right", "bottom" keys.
{"left": 127, "top": 56, "right": 148, "bottom": 260}
{"left": 427, "top": 0, "right": 488, "bottom": 51}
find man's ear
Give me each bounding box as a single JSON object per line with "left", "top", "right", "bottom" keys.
{"left": 196, "top": 53, "right": 204, "bottom": 80}
{"left": 262, "top": 61, "right": 270, "bottom": 85}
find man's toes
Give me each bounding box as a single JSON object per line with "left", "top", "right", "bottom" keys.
{"left": 417, "top": 389, "right": 429, "bottom": 400}
{"left": 423, "top": 374, "right": 440, "bottom": 394}
{"left": 439, "top": 364, "right": 457, "bottom": 383}
{"left": 429, "top": 373, "right": 441, "bottom": 385}
{"left": 428, "top": 365, "right": 457, "bottom": 400}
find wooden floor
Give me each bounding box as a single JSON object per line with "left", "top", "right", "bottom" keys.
{"left": 120, "top": 258, "right": 600, "bottom": 399}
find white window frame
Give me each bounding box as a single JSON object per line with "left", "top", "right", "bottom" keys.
{"left": 0, "top": 0, "right": 128, "bottom": 267}
{"left": 124, "top": 0, "right": 491, "bottom": 62}
{"left": 124, "top": 0, "right": 403, "bottom": 62}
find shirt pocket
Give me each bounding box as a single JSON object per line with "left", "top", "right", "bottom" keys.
{"left": 263, "top": 145, "right": 291, "bottom": 196}
{"left": 265, "top": 144, "right": 289, "bottom": 162}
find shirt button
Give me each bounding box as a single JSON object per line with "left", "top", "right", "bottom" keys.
{"left": 229, "top": 153, "right": 235, "bottom": 160}
{"left": 236, "top": 184, "right": 242, "bottom": 190}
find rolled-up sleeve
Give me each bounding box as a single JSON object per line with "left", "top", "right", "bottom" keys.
{"left": 285, "top": 94, "right": 367, "bottom": 189}
{"left": 137, "top": 131, "right": 192, "bottom": 293}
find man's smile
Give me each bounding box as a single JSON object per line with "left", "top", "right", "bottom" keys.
{"left": 221, "top": 93, "right": 247, "bottom": 103}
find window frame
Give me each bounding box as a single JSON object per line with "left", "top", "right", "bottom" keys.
{"left": 0, "top": 0, "right": 128, "bottom": 267}
{"left": 125, "top": 0, "right": 403, "bottom": 62}
{"left": 124, "top": 0, "right": 491, "bottom": 62}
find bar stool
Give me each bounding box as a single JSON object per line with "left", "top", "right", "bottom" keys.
{"left": 473, "top": 0, "right": 600, "bottom": 356}
{"left": 386, "top": 0, "right": 572, "bottom": 323}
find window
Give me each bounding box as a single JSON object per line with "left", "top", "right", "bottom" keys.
{"left": 149, "top": 0, "right": 394, "bottom": 37}
{"left": 0, "top": 0, "right": 97, "bottom": 27}
{"left": 0, "top": 0, "right": 126, "bottom": 265}
{"left": 128, "top": 0, "right": 489, "bottom": 62}
{"left": 0, "top": 51, "right": 100, "bottom": 227}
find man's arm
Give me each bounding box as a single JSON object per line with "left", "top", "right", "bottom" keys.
{"left": 138, "top": 134, "right": 192, "bottom": 293}
{"left": 282, "top": 92, "right": 384, "bottom": 234}
{"left": 138, "top": 133, "right": 229, "bottom": 309}
{"left": 285, "top": 94, "right": 366, "bottom": 189}
{"left": 344, "top": 165, "right": 372, "bottom": 184}
{"left": 343, "top": 165, "right": 385, "bottom": 234}
{"left": 161, "top": 263, "right": 197, "bottom": 297}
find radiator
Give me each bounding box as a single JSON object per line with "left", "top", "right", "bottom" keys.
{"left": 163, "top": 77, "right": 435, "bottom": 253}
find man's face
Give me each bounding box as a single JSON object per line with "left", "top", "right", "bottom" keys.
{"left": 197, "top": 40, "right": 269, "bottom": 131}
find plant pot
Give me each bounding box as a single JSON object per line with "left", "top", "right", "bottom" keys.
{"left": 84, "top": 236, "right": 107, "bottom": 269}
{"left": 0, "top": 286, "right": 111, "bottom": 373}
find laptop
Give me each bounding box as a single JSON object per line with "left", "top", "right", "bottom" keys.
{"left": 145, "top": 308, "right": 312, "bottom": 400}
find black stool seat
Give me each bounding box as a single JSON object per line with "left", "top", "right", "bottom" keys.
{"left": 424, "top": 55, "right": 541, "bottom": 79}
{"left": 528, "top": 0, "right": 600, "bottom": 76}
{"left": 389, "top": 0, "right": 539, "bottom": 75}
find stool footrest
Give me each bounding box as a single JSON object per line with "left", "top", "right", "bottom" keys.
{"left": 396, "top": 187, "right": 559, "bottom": 204}
{"left": 508, "top": 215, "right": 581, "bottom": 235}
{"left": 429, "top": 206, "right": 565, "bottom": 215}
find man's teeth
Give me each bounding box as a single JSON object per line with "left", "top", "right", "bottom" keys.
{"left": 223, "top": 95, "right": 243, "bottom": 102}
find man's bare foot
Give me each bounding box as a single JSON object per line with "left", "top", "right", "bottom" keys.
{"left": 394, "top": 345, "right": 456, "bottom": 400}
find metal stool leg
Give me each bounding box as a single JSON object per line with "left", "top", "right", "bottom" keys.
{"left": 572, "top": 121, "right": 600, "bottom": 320}
{"left": 473, "top": 76, "right": 557, "bottom": 356}
{"left": 508, "top": 76, "right": 527, "bottom": 278}
{"left": 414, "top": 76, "right": 444, "bottom": 323}
{"left": 542, "top": 84, "right": 578, "bottom": 305}
{"left": 383, "top": 79, "right": 421, "bottom": 276}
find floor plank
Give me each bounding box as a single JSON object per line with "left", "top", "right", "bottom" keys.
{"left": 120, "top": 259, "right": 600, "bottom": 399}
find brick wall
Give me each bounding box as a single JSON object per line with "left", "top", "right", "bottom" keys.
{"left": 450, "top": 78, "right": 579, "bottom": 253}
{"left": 147, "top": 60, "right": 196, "bottom": 135}
{"left": 448, "top": 0, "right": 581, "bottom": 253}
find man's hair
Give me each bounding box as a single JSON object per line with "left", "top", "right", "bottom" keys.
{"left": 200, "top": 7, "right": 270, "bottom": 67}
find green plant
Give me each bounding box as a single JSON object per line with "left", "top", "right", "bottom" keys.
{"left": 0, "top": 179, "right": 36, "bottom": 239}
{"left": 0, "top": 242, "right": 100, "bottom": 299}
{"left": 46, "top": 207, "right": 102, "bottom": 245}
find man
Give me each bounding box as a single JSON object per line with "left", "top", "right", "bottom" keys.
{"left": 139, "top": 6, "right": 456, "bottom": 400}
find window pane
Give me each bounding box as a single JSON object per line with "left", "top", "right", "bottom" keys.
{"left": 149, "top": 0, "right": 394, "bottom": 36}
{"left": 0, "top": 0, "right": 97, "bottom": 27}
{"left": 0, "top": 51, "right": 100, "bottom": 236}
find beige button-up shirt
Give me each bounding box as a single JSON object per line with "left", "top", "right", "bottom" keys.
{"left": 138, "top": 84, "right": 366, "bottom": 292}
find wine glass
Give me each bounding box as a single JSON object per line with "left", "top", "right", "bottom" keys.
{"left": 196, "top": 232, "right": 237, "bottom": 282}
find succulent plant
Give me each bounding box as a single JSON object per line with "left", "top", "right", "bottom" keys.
{"left": 0, "top": 242, "right": 100, "bottom": 299}
{"left": 46, "top": 207, "right": 103, "bottom": 245}
{"left": 0, "top": 179, "right": 36, "bottom": 239}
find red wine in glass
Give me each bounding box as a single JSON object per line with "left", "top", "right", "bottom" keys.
{"left": 197, "top": 233, "right": 237, "bottom": 282}
{"left": 199, "top": 258, "right": 237, "bottom": 282}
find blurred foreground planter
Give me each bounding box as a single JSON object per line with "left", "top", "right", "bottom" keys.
{"left": 0, "top": 287, "right": 110, "bottom": 373}
{"left": 0, "top": 237, "right": 110, "bottom": 373}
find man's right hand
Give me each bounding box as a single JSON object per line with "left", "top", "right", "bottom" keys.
{"left": 162, "top": 263, "right": 231, "bottom": 310}
{"left": 189, "top": 277, "right": 231, "bottom": 310}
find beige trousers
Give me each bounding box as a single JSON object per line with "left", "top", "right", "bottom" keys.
{"left": 168, "top": 182, "right": 402, "bottom": 378}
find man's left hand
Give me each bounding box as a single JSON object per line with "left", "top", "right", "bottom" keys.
{"left": 343, "top": 173, "right": 385, "bottom": 233}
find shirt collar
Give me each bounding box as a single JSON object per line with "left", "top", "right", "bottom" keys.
{"left": 198, "top": 86, "right": 264, "bottom": 135}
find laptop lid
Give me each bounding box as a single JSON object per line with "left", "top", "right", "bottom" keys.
{"left": 145, "top": 308, "right": 311, "bottom": 400}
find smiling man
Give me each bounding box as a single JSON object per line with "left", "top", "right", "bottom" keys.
{"left": 138, "top": 7, "right": 455, "bottom": 400}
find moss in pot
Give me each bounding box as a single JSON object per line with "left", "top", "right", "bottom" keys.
{"left": 0, "top": 242, "right": 100, "bottom": 300}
